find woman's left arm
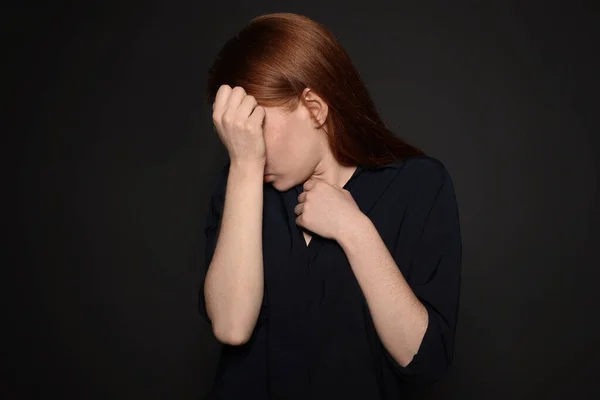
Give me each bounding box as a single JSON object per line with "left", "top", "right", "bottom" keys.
{"left": 336, "top": 161, "right": 462, "bottom": 384}
{"left": 338, "top": 214, "right": 429, "bottom": 366}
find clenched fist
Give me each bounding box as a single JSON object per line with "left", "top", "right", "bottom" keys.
{"left": 212, "top": 85, "right": 267, "bottom": 166}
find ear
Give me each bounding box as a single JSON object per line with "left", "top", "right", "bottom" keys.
{"left": 301, "top": 87, "right": 328, "bottom": 128}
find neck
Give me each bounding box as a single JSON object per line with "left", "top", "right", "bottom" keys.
{"left": 310, "top": 157, "right": 358, "bottom": 188}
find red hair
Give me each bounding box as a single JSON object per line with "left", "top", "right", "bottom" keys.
{"left": 205, "top": 12, "right": 426, "bottom": 168}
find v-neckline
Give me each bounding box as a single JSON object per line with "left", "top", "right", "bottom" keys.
{"left": 302, "top": 231, "right": 312, "bottom": 247}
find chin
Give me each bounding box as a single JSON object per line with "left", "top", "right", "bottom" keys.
{"left": 268, "top": 178, "right": 294, "bottom": 192}
{"left": 269, "top": 181, "right": 287, "bottom": 192}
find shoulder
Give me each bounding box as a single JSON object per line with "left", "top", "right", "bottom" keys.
{"left": 384, "top": 156, "right": 460, "bottom": 218}
{"left": 389, "top": 155, "right": 452, "bottom": 191}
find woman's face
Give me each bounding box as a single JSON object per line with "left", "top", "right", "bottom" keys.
{"left": 261, "top": 102, "right": 326, "bottom": 191}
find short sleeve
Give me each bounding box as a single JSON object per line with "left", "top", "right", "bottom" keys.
{"left": 384, "top": 158, "right": 462, "bottom": 386}
{"left": 198, "top": 162, "right": 230, "bottom": 324}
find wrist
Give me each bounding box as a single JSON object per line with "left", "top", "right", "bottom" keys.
{"left": 227, "top": 163, "right": 265, "bottom": 192}
{"left": 230, "top": 156, "right": 265, "bottom": 169}
{"left": 229, "top": 159, "right": 265, "bottom": 178}
{"left": 336, "top": 212, "right": 372, "bottom": 248}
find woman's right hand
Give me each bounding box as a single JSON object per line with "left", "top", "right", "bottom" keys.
{"left": 212, "top": 85, "right": 267, "bottom": 166}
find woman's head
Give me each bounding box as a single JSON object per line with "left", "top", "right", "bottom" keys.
{"left": 206, "top": 13, "right": 424, "bottom": 187}
{"left": 259, "top": 88, "right": 333, "bottom": 190}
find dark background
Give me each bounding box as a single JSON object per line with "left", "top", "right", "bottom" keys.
{"left": 8, "top": 1, "right": 599, "bottom": 399}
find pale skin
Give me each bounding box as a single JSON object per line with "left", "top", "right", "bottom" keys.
{"left": 206, "top": 84, "right": 427, "bottom": 367}
{"left": 295, "top": 178, "right": 429, "bottom": 367}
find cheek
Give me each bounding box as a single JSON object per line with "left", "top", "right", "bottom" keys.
{"left": 263, "top": 128, "right": 287, "bottom": 163}
{"left": 264, "top": 117, "right": 308, "bottom": 166}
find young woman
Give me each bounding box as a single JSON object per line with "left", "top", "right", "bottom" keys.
{"left": 200, "top": 12, "right": 462, "bottom": 400}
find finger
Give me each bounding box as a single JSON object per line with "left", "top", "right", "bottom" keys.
{"left": 247, "top": 104, "right": 266, "bottom": 131}
{"left": 238, "top": 94, "right": 258, "bottom": 120}
{"left": 303, "top": 178, "right": 318, "bottom": 191}
{"left": 294, "top": 202, "right": 304, "bottom": 216}
{"left": 297, "top": 191, "right": 306, "bottom": 203}
{"left": 213, "top": 84, "right": 232, "bottom": 118}
{"left": 224, "top": 86, "right": 247, "bottom": 111}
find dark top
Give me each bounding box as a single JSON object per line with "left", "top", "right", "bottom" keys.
{"left": 200, "top": 155, "right": 462, "bottom": 400}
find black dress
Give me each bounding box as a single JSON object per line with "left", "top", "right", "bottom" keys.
{"left": 200, "top": 155, "right": 462, "bottom": 400}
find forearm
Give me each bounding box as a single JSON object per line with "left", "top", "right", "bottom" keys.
{"left": 205, "top": 161, "right": 265, "bottom": 345}
{"left": 337, "top": 214, "right": 429, "bottom": 367}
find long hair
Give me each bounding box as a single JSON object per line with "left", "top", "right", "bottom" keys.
{"left": 205, "top": 12, "right": 426, "bottom": 168}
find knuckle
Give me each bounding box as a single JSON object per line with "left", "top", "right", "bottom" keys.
{"left": 234, "top": 120, "right": 245, "bottom": 131}
{"left": 222, "top": 113, "right": 233, "bottom": 125}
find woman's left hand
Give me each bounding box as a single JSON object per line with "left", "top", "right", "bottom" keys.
{"left": 294, "top": 177, "right": 363, "bottom": 241}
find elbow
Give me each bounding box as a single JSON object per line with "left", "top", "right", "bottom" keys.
{"left": 215, "top": 331, "right": 251, "bottom": 346}
{"left": 206, "top": 301, "right": 256, "bottom": 346}
{"left": 205, "top": 299, "right": 255, "bottom": 346}
{"left": 396, "top": 353, "right": 416, "bottom": 369}
{"left": 212, "top": 322, "right": 252, "bottom": 346}
{"left": 386, "top": 335, "right": 454, "bottom": 386}
{"left": 397, "top": 353, "right": 452, "bottom": 387}
{"left": 393, "top": 310, "right": 456, "bottom": 385}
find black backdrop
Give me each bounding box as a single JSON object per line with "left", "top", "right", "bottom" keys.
{"left": 9, "top": 1, "right": 599, "bottom": 399}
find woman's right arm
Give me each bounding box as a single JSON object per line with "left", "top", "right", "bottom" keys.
{"left": 204, "top": 160, "right": 265, "bottom": 346}
{"left": 204, "top": 84, "right": 267, "bottom": 345}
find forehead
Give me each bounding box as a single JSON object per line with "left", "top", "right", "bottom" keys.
{"left": 263, "top": 105, "right": 293, "bottom": 124}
